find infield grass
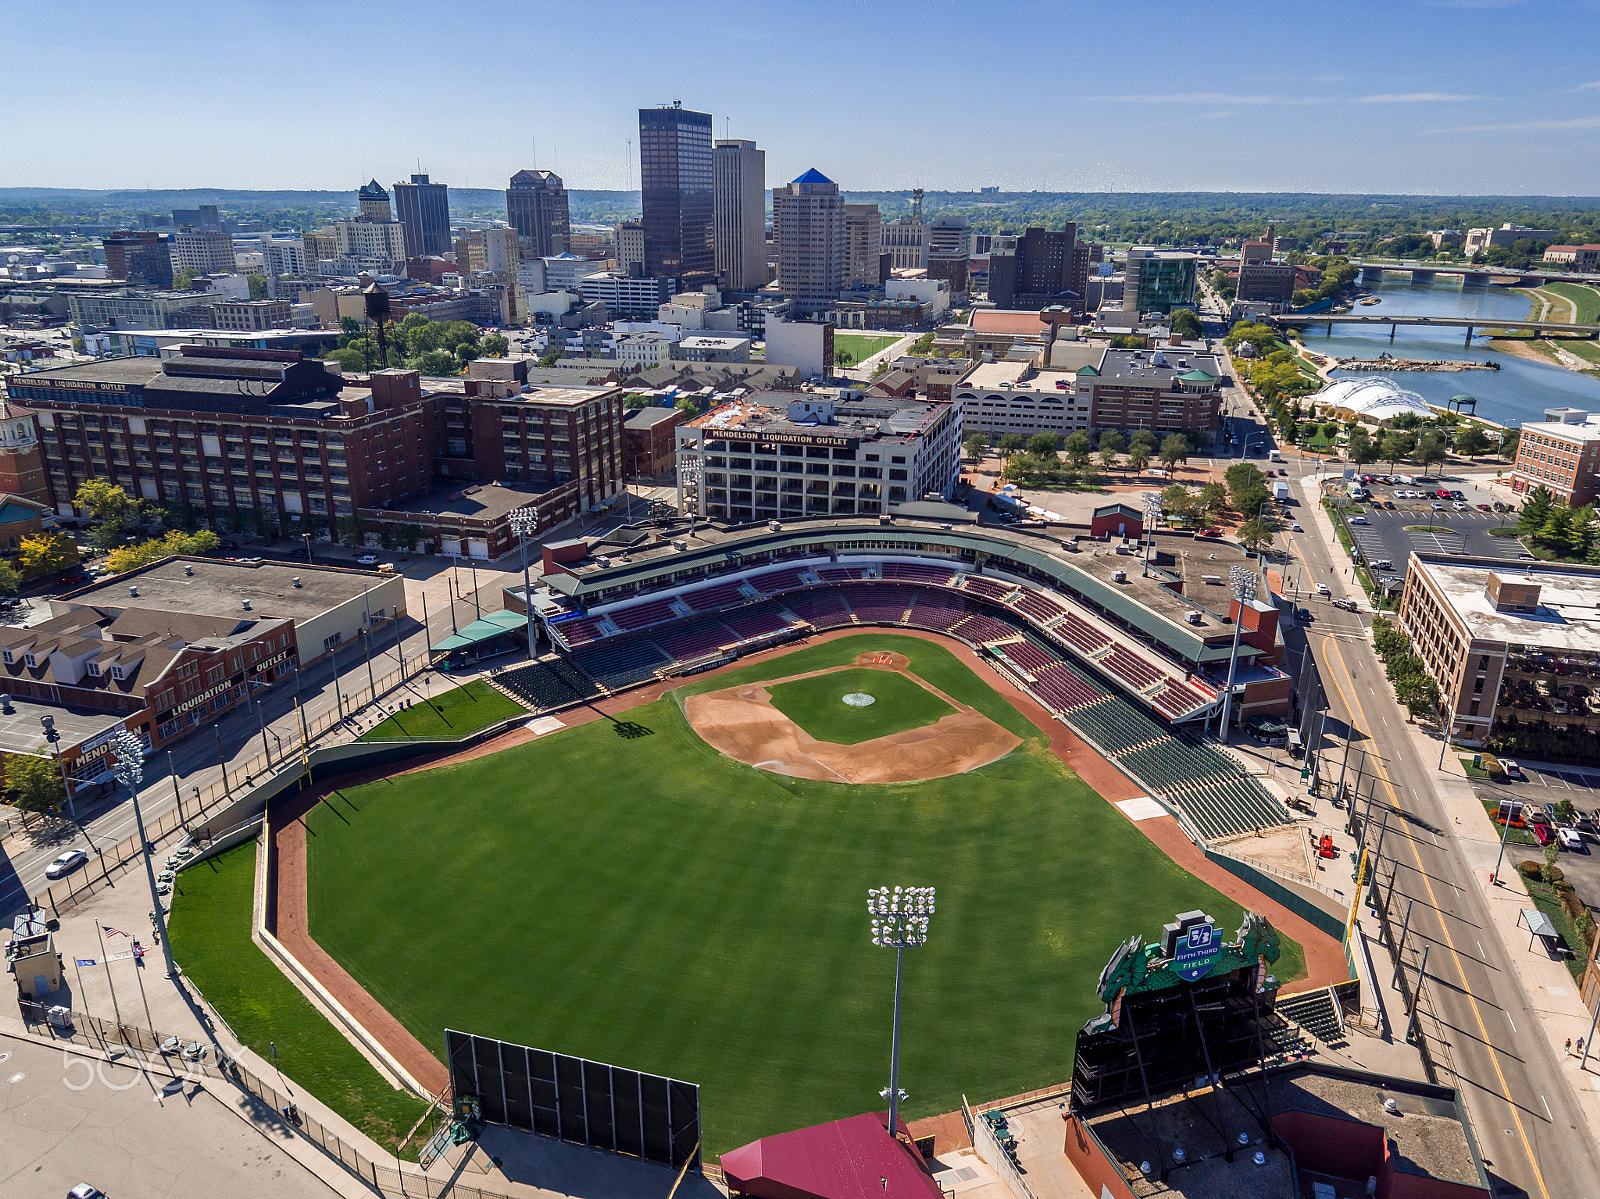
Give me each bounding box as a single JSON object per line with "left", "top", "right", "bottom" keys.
{"left": 305, "top": 634, "right": 1304, "bottom": 1152}
{"left": 766, "top": 667, "right": 955, "bottom": 743}
{"left": 168, "top": 843, "right": 429, "bottom": 1155}
{"left": 831, "top": 332, "right": 900, "bottom": 367}
{"left": 359, "top": 680, "right": 526, "bottom": 741}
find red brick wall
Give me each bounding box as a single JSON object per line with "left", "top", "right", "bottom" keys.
{"left": 1062, "top": 1115, "right": 1137, "bottom": 1199}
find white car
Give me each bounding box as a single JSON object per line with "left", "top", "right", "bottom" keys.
{"left": 356, "top": 554, "right": 380, "bottom": 566}
{"left": 1557, "top": 827, "right": 1586, "bottom": 851}
{"left": 1499, "top": 758, "right": 1524, "bottom": 779}
{"left": 45, "top": 848, "right": 89, "bottom": 879}
{"left": 1453, "top": 501, "right": 1468, "bottom": 510}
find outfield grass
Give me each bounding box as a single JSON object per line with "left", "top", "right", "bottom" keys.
{"left": 167, "top": 843, "right": 429, "bottom": 1154}
{"left": 359, "top": 680, "right": 526, "bottom": 741}
{"left": 305, "top": 634, "right": 1304, "bottom": 1152}
{"left": 766, "top": 667, "right": 954, "bottom": 743}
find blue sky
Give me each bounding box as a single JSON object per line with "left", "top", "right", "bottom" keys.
{"left": 8, "top": 0, "right": 1599, "bottom": 194}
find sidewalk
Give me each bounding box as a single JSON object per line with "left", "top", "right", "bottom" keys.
{"left": 1414, "top": 730, "right": 1600, "bottom": 1127}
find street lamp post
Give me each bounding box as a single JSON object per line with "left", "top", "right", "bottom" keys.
{"left": 509, "top": 506, "right": 539, "bottom": 662}
{"left": 1141, "top": 491, "right": 1162, "bottom": 578}
{"left": 108, "top": 730, "right": 178, "bottom": 980}
{"left": 40, "top": 715, "right": 74, "bottom": 819}
{"left": 868, "top": 885, "right": 934, "bottom": 1141}
{"left": 1216, "top": 566, "right": 1258, "bottom": 742}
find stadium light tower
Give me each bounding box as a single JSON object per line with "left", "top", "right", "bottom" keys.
{"left": 508, "top": 506, "right": 539, "bottom": 661}
{"left": 1141, "top": 491, "right": 1162, "bottom": 577}
{"left": 109, "top": 729, "right": 178, "bottom": 979}
{"left": 1215, "top": 566, "right": 1258, "bottom": 743}
{"left": 868, "top": 885, "right": 934, "bottom": 1141}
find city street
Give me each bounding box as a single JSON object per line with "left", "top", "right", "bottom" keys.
{"left": 1283, "top": 470, "right": 1600, "bottom": 1199}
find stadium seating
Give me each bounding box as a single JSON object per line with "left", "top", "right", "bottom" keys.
{"left": 883, "top": 561, "right": 959, "bottom": 585}
{"left": 1275, "top": 989, "right": 1345, "bottom": 1045}
{"left": 721, "top": 601, "right": 798, "bottom": 643}
{"left": 652, "top": 614, "right": 737, "bottom": 662}
{"left": 815, "top": 565, "right": 869, "bottom": 582}
{"left": 495, "top": 657, "right": 602, "bottom": 710}
{"left": 573, "top": 637, "right": 672, "bottom": 691}
{"left": 1012, "top": 588, "right": 1065, "bottom": 623}
{"left": 608, "top": 597, "right": 682, "bottom": 631}
{"left": 683, "top": 581, "right": 750, "bottom": 612}
{"left": 748, "top": 567, "right": 811, "bottom": 594}
{"left": 949, "top": 613, "right": 1018, "bottom": 645}
{"left": 549, "top": 614, "right": 609, "bottom": 647}
{"left": 1099, "top": 647, "right": 1167, "bottom": 693}
{"left": 837, "top": 583, "right": 914, "bottom": 624}
{"left": 1051, "top": 613, "right": 1111, "bottom": 657}
{"left": 1151, "top": 681, "right": 1210, "bottom": 720}
{"left": 961, "top": 576, "right": 1014, "bottom": 601}
{"left": 783, "top": 589, "right": 853, "bottom": 628}
{"left": 995, "top": 641, "right": 1056, "bottom": 677}
{"left": 906, "top": 591, "right": 970, "bottom": 631}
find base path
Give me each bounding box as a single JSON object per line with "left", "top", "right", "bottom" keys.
{"left": 266, "top": 625, "right": 1349, "bottom": 1098}
{"left": 684, "top": 658, "right": 1021, "bottom": 783}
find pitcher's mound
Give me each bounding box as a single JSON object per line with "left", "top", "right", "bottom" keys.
{"left": 684, "top": 662, "right": 1022, "bottom": 784}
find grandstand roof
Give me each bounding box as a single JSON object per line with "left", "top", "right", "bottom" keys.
{"left": 720, "top": 1112, "right": 939, "bottom": 1199}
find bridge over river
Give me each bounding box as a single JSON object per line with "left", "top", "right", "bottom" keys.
{"left": 1273, "top": 312, "right": 1600, "bottom": 343}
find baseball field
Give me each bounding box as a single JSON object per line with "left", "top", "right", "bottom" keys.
{"left": 301, "top": 633, "right": 1304, "bottom": 1152}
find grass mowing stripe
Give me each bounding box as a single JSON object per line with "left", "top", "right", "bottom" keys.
{"left": 306, "top": 641, "right": 1305, "bottom": 1153}
{"left": 167, "top": 843, "right": 428, "bottom": 1154}
{"left": 766, "top": 667, "right": 954, "bottom": 743}
{"left": 359, "top": 679, "right": 526, "bottom": 741}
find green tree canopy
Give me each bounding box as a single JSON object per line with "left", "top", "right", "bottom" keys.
{"left": 1517, "top": 486, "right": 1555, "bottom": 537}
{"left": 1415, "top": 431, "right": 1448, "bottom": 474}
{"left": 963, "top": 434, "right": 990, "bottom": 460}
{"left": 1063, "top": 431, "right": 1092, "bottom": 467}
{"left": 1027, "top": 432, "right": 1062, "bottom": 458}
{"left": 1454, "top": 426, "right": 1490, "bottom": 458}
{"left": 998, "top": 433, "right": 1027, "bottom": 456}
{"left": 1169, "top": 309, "right": 1202, "bottom": 339}
{"left": 481, "top": 332, "right": 509, "bottom": 357}
{"left": 1238, "top": 518, "right": 1275, "bottom": 552}
{"left": 1346, "top": 425, "right": 1377, "bottom": 466}
{"left": 1159, "top": 433, "right": 1189, "bottom": 469}
{"left": 4, "top": 753, "right": 64, "bottom": 815}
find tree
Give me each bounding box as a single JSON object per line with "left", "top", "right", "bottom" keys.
{"left": 1161, "top": 484, "right": 1199, "bottom": 523}
{"left": 1200, "top": 482, "right": 1227, "bottom": 517}
{"left": 1225, "top": 462, "right": 1267, "bottom": 509}
{"left": 1291, "top": 288, "right": 1318, "bottom": 307}
{"left": 1415, "top": 431, "right": 1447, "bottom": 474}
{"left": 1127, "top": 445, "right": 1151, "bottom": 472}
{"left": 1027, "top": 432, "right": 1062, "bottom": 459}
{"left": 18, "top": 532, "right": 76, "bottom": 579}
{"left": 1098, "top": 430, "right": 1125, "bottom": 459}
{"left": 834, "top": 350, "right": 853, "bottom": 370}
{"left": 1064, "top": 431, "right": 1092, "bottom": 467}
{"left": 1159, "top": 433, "right": 1189, "bottom": 470}
{"left": 1320, "top": 421, "right": 1340, "bottom": 441}
{"left": 1346, "top": 425, "right": 1377, "bottom": 466}
{"left": 339, "top": 513, "right": 366, "bottom": 549}
{"left": 674, "top": 396, "right": 699, "bottom": 417}
{"left": 1500, "top": 429, "right": 1520, "bottom": 460}
{"left": 1379, "top": 431, "right": 1414, "bottom": 468}
{"left": 997, "top": 433, "right": 1027, "bottom": 457}
{"left": 400, "top": 523, "right": 425, "bottom": 552}
{"left": 1517, "top": 486, "right": 1555, "bottom": 538}
{"left": 963, "top": 434, "right": 990, "bottom": 461}
{"left": 481, "top": 333, "right": 509, "bottom": 357}
{"left": 455, "top": 343, "right": 480, "bottom": 367}
{"left": 74, "top": 478, "right": 135, "bottom": 527}
{"left": 1129, "top": 429, "right": 1159, "bottom": 456}
{"left": 1537, "top": 507, "right": 1573, "bottom": 551}
{"left": 1454, "top": 426, "right": 1490, "bottom": 458}
{"left": 104, "top": 529, "right": 220, "bottom": 575}
{"left": 1394, "top": 671, "right": 1441, "bottom": 723}
{"left": 1238, "top": 518, "right": 1274, "bottom": 552}
{"left": 247, "top": 274, "right": 269, "bottom": 300}
{"left": 414, "top": 348, "right": 461, "bottom": 376}
{"left": 1169, "top": 309, "right": 1202, "bottom": 339}
{"left": 0, "top": 560, "right": 18, "bottom": 597}
{"left": 538, "top": 349, "right": 563, "bottom": 368}
{"left": 4, "top": 753, "right": 64, "bottom": 815}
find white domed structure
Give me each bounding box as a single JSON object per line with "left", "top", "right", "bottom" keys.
{"left": 1316, "top": 376, "right": 1432, "bottom": 423}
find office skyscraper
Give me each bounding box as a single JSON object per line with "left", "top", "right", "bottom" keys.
{"left": 774, "top": 168, "right": 846, "bottom": 315}
{"left": 713, "top": 139, "right": 766, "bottom": 292}
{"left": 393, "top": 173, "right": 451, "bottom": 259}
{"left": 639, "top": 103, "right": 715, "bottom": 284}
{"left": 844, "top": 203, "right": 882, "bottom": 288}
{"left": 506, "top": 169, "right": 570, "bottom": 259}
{"left": 358, "top": 180, "right": 391, "bottom": 223}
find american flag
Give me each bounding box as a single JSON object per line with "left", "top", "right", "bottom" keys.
{"left": 102, "top": 925, "right": 128, "bottom": 938}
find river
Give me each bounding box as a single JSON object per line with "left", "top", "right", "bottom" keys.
{"left": 1303, "top": 277, "right": 1600, "bottom": 429}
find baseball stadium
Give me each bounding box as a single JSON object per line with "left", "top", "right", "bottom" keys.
{"left": 169, "top": 511, "right": 1352, "bottom": 1173}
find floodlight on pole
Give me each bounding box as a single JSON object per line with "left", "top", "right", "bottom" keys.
{"left": 108, "top": 729, "right": 177, "bottom": 979}
{"left": 1216, "top": 566, "right": 1258, "bottom": 743}
{"left": 868, "top": 885, "right": 934, "bottom": 1142}
{"left": 1141, "top": 491, "right": 1162, "bottom": 577}
{"left": 508, "top": 506, "right": 539, "bottom": 662}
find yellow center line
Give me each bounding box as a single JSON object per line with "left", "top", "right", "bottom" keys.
{"left": 1319, "top": 632, "right": 1550, "bottom": 1199}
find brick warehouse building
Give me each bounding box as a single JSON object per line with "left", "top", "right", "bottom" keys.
{"left": 3, "top": 347, "right": 625, "bottom": 555}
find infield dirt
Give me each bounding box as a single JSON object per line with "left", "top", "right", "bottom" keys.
{"left": 683, "top": 653, "right": 1021, "bottom": 783}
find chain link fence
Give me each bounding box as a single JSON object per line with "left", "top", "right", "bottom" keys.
{"left": 19, "top": 998, "right": 525, "bottom": 1199}
{"left": 29, "top": 651, "right": 435, "bottom": 919}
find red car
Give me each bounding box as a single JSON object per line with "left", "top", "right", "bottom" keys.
{"left": 1532, "top": 822, "right": 1555, "bottom": 846}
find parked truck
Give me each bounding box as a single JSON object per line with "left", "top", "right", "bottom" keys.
{"left": 1272, "top": 480, "right": 1290, "bottom": 502}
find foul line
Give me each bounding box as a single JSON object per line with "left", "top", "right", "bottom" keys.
{"left": 1320, "top": 633, "right": 1549, "bottom": 1199}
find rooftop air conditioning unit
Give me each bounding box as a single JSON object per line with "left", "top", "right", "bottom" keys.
{"left": 292, "top": 577, "right": 302, "bottom": 588}
{"left": 242, "top": 599, "right": 252, "bottom": 611}
{"left": 183, "top": 564, "right": 194, "bottom": 576}
{"left": 1187, "top": 611, "right": 1203, "bottom": 625}
{"left": 1202, "top": 574, "right": 1222, "bottom": 585}
{"left": 1112, "top": 569, "right": 1127, "bottom": 583}
{"left": 129, "top": 586, "right": 138, "bottom": 597}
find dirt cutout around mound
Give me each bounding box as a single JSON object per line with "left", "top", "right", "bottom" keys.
{"left": 683, "top": 651, "right": 1021, "bottom": 783}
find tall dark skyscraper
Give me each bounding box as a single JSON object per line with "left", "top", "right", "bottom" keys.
{"left": 506, "top": 169, "right": 571, "bottom": 259}
{"left": 393, "top": 173, "right": 451, "bottom": 259}
{"left": 639, "top": 103, "right": 714, "bottom": 284}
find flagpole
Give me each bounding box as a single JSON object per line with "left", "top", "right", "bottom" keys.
{"left": 97, "top": 925, "right": 123, "bottom": 1033}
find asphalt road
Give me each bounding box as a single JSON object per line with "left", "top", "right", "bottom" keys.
{"left": 1284, "top": 483, "right": 1600, "bottom": 1199}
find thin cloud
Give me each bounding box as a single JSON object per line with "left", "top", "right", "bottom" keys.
{"left": 1357, "top": 92, "right": 1479, "bottom": 103}
{"left": 1083, "top": 92, "right": 1327, "bottom": 106}
{"left": 1428, "top": 114, "right": 1600, "bottom": 133}
{"left": 1573, "top": 81, "right": 1600, "bottom": 92}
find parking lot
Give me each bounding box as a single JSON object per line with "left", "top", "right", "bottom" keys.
{"left": 1333, "top": 473, "right": 1529, "bottom": 584}
{"left": 1478, "top": 767, "right": 1600, "bottom": 912}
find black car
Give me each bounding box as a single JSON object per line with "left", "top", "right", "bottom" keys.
{"left": 1297, "top": 608, "right": 1314, "bottom": 623}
